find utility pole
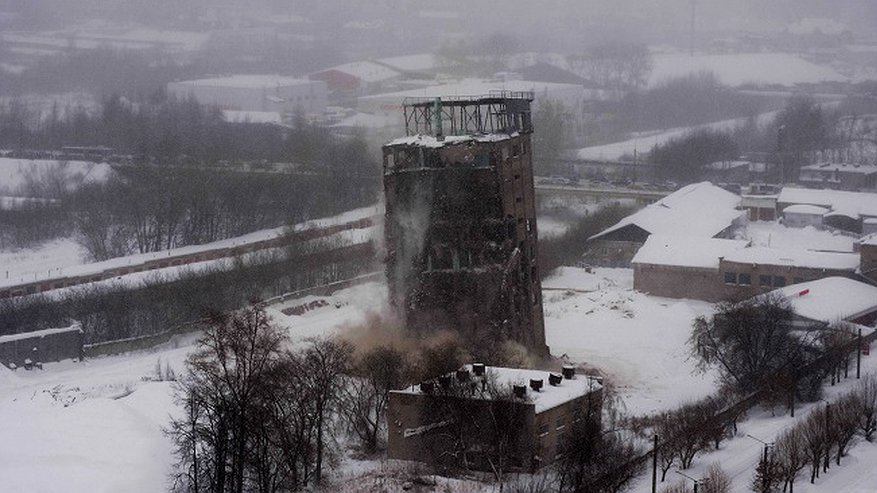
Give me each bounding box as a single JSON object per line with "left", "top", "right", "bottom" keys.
{"left": 651, "top": 435, "right": 658, "bottom": 493}
{"left": 857, "top": 328, "right": 862, "bottom": 379}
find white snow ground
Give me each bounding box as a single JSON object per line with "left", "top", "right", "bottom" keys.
{"left": 1, "top": 263, "right": 873, "bottom": 491}
{"left": 575, "top": 110, "right": 779, "bottom": 161}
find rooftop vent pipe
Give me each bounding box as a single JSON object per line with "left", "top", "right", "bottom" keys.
{"left": 513, "top": 384, "right": 527, "bottom": 399}
{"left": 562, "top": 365, "right": 576, "bottom": 380}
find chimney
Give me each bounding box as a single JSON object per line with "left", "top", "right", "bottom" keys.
{"left": 529, "top": 378, "right": 543, "bottom": 392}
{"left": 562, "top": 365, "right": 576, "bottom": 380}
{"left": 472, "top": 363, "right": 486, "bottom": 376}
{"left": 549, "top": 373, "right": 563, "bottom": 386}
{"left": 513, "top": 384, "right": 527, "bottom": 399}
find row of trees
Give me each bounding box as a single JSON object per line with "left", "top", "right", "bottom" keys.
{"left": 648, "top": 95, "right": 836, "bottom": 183}
{"left": 0, "top": 93, "right": 378, "bottom": 170}
{"left": 754, "top": 373, "right": 877, "bottom": 492}
{"left": 631, "top": 397, "right": 734, "bottom": 484}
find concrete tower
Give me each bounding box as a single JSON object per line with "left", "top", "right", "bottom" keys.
{"left": 382, "top": 92, "right": 547, "bottom": 353}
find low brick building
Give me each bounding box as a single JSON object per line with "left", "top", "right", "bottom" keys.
{"left": 387, "top": 365, "right": 602, "bottom": 472}
{"left": 719, "top": 247, "right": 861, "bottom": 299}
{"left": 632, "top": 236, "right": 749, "bottom": 302}
{"left": 0, "top": 323, "right": 84, "bottom": 369}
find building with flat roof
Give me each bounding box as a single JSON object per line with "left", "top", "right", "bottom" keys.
{"left": 798, "top": 162, "right": 877, "bottom": 191}
{"left": 777, "top": 187, "right": 877, "bottom": 233}
{"left": 632, "top": 236, "right": 749, "bottom": 301}
{"left": 387, "top": 364, "right": 602, "bottom": 472}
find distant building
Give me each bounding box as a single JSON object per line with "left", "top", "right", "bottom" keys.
{"left": 309, "top": 61, "right": 402, "bottom": 98}
{"left": 798, "top": 162, "right": 877, "bottom": 191}
{"left": 167, "top": 75, "right": 327, "bottom": 117}
{"left": 586, "top": 182, "right": 747, "bottom": 266}
{"left": 719, "top": 247, "right": 860, "bottom": 298}
{"left": 387, "top": 364, "right": 602, "bottom": 472}
{"left": 782, "top": 204, "right": 829, "bottom": 228}
{"left": 777, "top": 187, "right": 877, "bottom": 233}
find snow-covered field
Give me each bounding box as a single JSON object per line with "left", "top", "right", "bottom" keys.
{"left": 575, "top": 110, "right": 778, "bottom": 161}
{"left": 0, "top": 265, "right": 721, "bottom": 491}
{"left": 1, "top": 263, "right": 873, "bottom": 491}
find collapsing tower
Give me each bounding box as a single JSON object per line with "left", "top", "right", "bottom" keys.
{"left": 382, "top": 92, "right": 547, "bottom": 353}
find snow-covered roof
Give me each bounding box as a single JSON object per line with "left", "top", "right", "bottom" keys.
{"left": 778, "top": 187, "right": 877, "bottom": 219}
{"left": 783, "top": 204, "right": 829, "bottom": 216}
{"left": 0, "top": 324, "right": 81, "bottom": 344}
{"left": 861, "top": 233, "right": 877, "bottom": 246}
{"left": 591, "top": 182, "right": 743, "bottom": 241}
{"left": 171, "top": 75, "right": 317, "bottom": 89}
{"left": 773, "top": 277, "right": 877, "bottom": 323}
{"left": 800, "top": 162, "right": 877, "bottom": 176}
{"left": 319, "top": 61, "right": 401, "bottom": 83}
{"left": 222, "top": 110, "right": 282, "bottom": 124}
{"left": 394, "top": 364, "right": 600, "bottom": 414}
{"left": 632, "top": 235, "right": 749, "bottom": 270}
{"left": 722, "top": 247, "right": 860, "bottom": 271}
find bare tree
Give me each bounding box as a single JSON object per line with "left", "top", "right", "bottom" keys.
{"left": 773, "top": 428, "right": 808, "bottom": 493}
{"left": 690, "top": 294, "right": 816, "bottom": 398}
{"left": 339, "top": 345, "right": 411, "bottom": 454}
{"left": 857, "top": 372, "right": 877, "bottom": 441}
{"left": 703, "top": 463, "right": 731, "bottom": 493}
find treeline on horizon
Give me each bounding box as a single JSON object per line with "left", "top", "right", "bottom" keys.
{"left": 0, "top": 91, "right": 377, "bottom": 170}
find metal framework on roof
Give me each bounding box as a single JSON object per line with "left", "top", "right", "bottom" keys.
{"left": 402, "top": 91, "right": 534, "bottom": 137}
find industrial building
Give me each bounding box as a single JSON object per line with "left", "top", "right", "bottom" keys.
{"left": 167, "top": 75, "right": 327, "bottom": 118}
{"left": 387, "top": 364, "right": 602, "bottom": 472}
{"left": 382, "top": 92, "right": 547, "bottom": 352}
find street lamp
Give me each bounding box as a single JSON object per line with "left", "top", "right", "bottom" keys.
{"left": 675, "top": 470, "right": 707, "bottom": 493}
{"left": 747, "top": 434, "right": 775, "bottom": 493}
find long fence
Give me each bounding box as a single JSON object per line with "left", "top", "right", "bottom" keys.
{"left": 1, "top": 215, "right": 377, "bottom": 299}
{"left": 83, "top": 271, "right": 385, "bottom": 358}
